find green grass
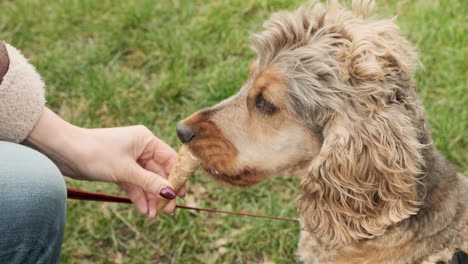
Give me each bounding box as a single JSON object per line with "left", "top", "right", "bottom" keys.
{"left": 1, "top": 0, "right": 466, "bottom": 263}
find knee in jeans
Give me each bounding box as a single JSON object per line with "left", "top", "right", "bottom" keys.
{"left": 0, "top": 142, "right": 66, "bottom": 263}
{"left": 15, "top": 147, "right": 67, "bottom": 218}
{"left": 0, "top": 142, "right": 66, "bottom": 222}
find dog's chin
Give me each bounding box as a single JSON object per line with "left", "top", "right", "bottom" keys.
{"left": 183, "top": 144, "right": 268, "bottom": 187}
{"left": 201, "top": 165, "right": 266, "bottom": 188}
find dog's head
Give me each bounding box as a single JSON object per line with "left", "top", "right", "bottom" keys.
{"left": 177, "top": 61, "right": 321, "bottom": 187}
{"left": 178, "top": 1, "right": 426, "bottom": 243}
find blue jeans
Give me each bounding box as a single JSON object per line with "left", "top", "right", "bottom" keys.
{"left": 0, "top": 141, "right": 66, "bottom": 263}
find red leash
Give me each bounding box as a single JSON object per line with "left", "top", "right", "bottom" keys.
{"left": 67, "top": 188, "right": 299, "bottom": 223}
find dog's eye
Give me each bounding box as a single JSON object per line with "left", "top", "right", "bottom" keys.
{"left": 255, "top": 93, "right": 278, "bottom": 115}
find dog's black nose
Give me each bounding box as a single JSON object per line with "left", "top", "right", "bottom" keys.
{"left": 176, "top": 123, "right": 195, "bottom": 143}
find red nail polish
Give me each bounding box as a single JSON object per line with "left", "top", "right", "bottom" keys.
{"left": 159, "top": 187, "right": 176, "bottom": 200}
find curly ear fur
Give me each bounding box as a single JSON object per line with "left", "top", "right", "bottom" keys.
{"left": 298, "top": 106, "right": 424, "bottom": 244}
{"left": 251, "top": 0, "right": 427, "bottom": 244}
{"left": 290, "top": 1, "right": 426, "bottom": 244}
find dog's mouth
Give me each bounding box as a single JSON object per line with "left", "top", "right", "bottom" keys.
{"left": 200, "top": 164, "right": 265, "bottom": 187}
{"left": 183, "top": 142, "right": 267, "bottom": 187}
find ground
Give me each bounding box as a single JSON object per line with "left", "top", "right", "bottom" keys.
{"left": 0, "top": 0, "right": 466, "bottom": 263}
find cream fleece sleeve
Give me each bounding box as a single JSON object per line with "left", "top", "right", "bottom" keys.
{"left": 0, "top": 41, "right": 45, "bottom": 143}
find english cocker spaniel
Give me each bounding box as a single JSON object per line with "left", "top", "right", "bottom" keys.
{"left": 175, "top": 1, "right": 468, "bottom": 263}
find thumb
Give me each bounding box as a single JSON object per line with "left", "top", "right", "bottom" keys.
{"left": 126, "top": 163, "right": 177, "bottom": 200}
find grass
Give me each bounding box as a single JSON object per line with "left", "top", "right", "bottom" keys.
{"left": 1, "top": 0, "right": 466, "bottom": 263}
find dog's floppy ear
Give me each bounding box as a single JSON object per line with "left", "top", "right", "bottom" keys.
{"left": 298, "top": 104, "right": 424, "bottom": 244}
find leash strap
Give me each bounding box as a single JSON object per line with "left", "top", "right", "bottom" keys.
{"left": 68, "top": 189, "right": 468, "bottom": 262}
{"left": 67, "top": 188, "right": 299, "bottom": 223}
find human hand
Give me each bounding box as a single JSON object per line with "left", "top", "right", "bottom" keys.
{"left": 80, "top": 125, "right": 187, "bottom": 218}
{"left": 27, "top": 108, "right": 185, "bottom": 218}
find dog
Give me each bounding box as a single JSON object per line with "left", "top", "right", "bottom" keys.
{"left": 175, "top": 1, "right": 468, "bottom": 263}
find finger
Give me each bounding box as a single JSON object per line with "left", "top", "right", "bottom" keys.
{"left": 163, "top": 155, "right": 176, "bottom": 176}
{"left": 145, "top": 156, "right": 186, "bottom": 196}
{"left": 118, "top": 183, "right": 148, "bottom": 215}
{"left": 177, "top": 184, "right": 186, "bottom": 198}
{"left": 146, "top": 159, "right": 186, "bottom": 196}
{"left": 127, "top": 162, "right": 176, "bottom": 201}
{"left": 164, "top": 199, "right": 176, "bottom": 215}
{"left": 145, "top": 159, "right": 168, "bottom": 178}
{"left": 149, "top": 138, "right": 177, "bottom": 175}
{"left": 147, "top": 193, "right": 158, "bottom": 219}
{"left": 152, "top": 137, "right": 177, "bottom": 164}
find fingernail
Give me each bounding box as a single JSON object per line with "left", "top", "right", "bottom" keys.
{"left": 159, "top": 187, "right": 176, "bottom": 200}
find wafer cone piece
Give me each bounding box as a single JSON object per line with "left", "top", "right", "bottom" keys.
{"left": 157, "top": 145, "right": 200, "bottom": 211}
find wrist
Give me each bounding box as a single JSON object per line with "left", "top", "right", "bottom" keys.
{"left": 26, "top": 107, "right": 88, "bottom": 178}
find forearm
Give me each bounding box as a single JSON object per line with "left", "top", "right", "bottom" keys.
{"left": 0, "top": 43, "right": 178, "bottom": 216}
{"left": 24, "top": 108, "right": 179, "bottom": 216}
{"left": 25, "top": 107, "right": 87, "bottom": 178}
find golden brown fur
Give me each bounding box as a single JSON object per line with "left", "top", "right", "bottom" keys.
{"left": 178, "top": 1, "right": 468, "bottom": 263}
